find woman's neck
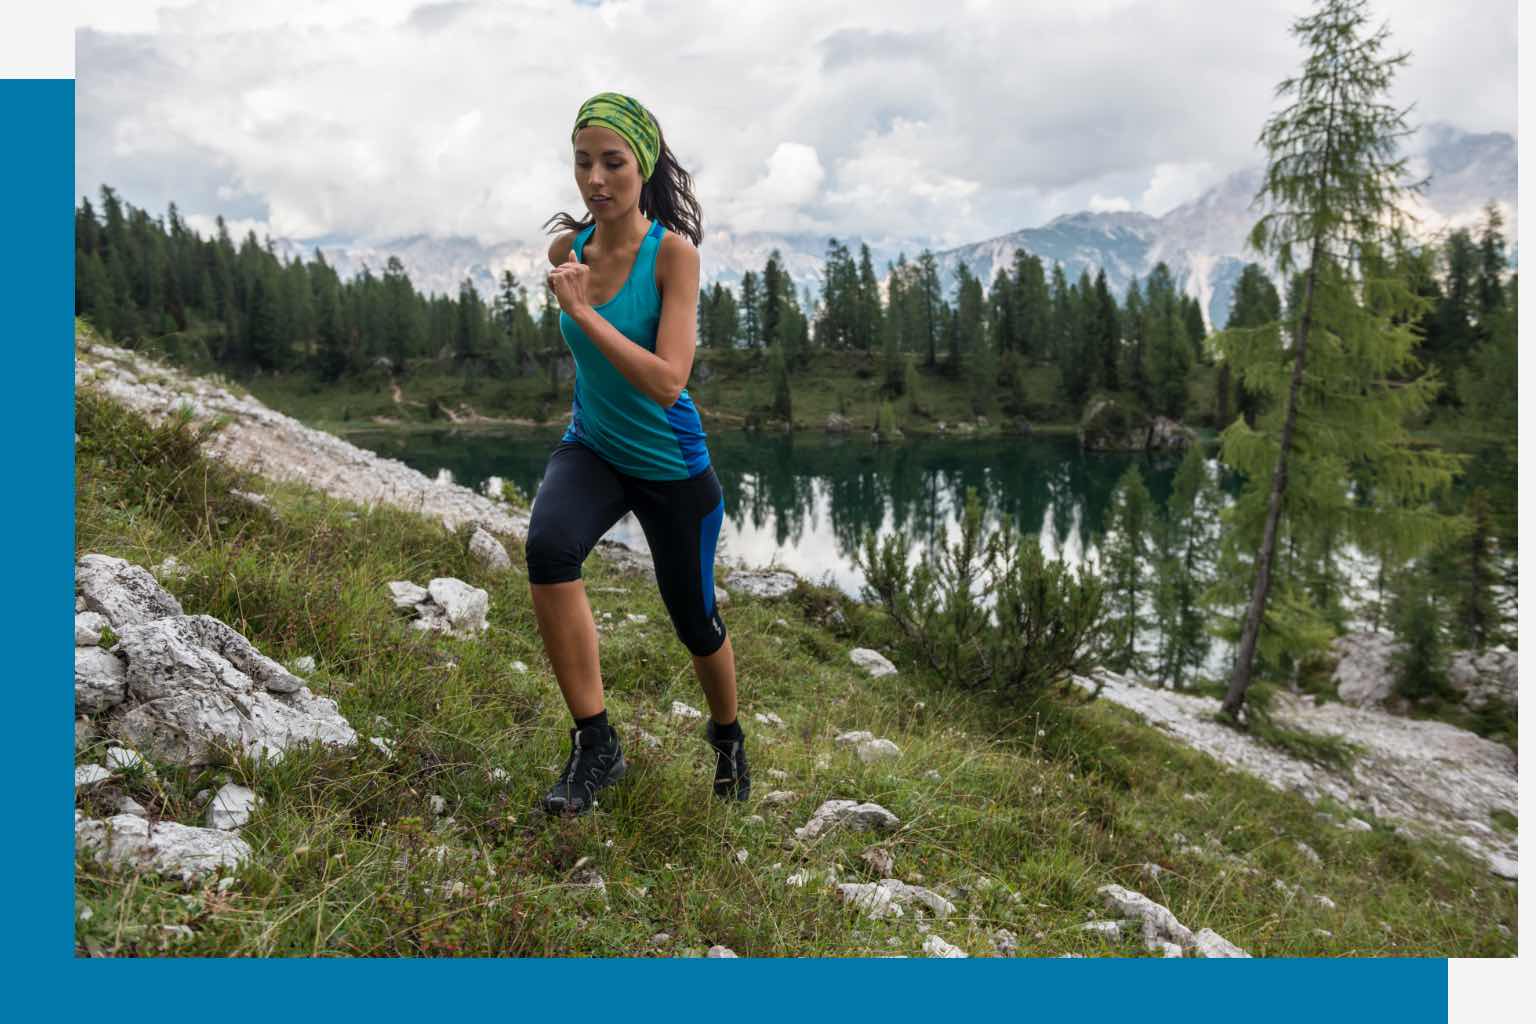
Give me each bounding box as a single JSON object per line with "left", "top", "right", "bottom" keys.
{"left": 591, "top": 210, "right": 650, "bottom": 254}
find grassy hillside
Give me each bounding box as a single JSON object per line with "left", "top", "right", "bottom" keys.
{"left": 73, "top": 385, "right": 1515, "bottom": 957}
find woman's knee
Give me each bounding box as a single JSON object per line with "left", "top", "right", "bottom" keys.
{"left": 524, "top": 520, "right": 583, "bottom": 584}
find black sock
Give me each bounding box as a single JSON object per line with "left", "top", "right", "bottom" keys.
{"left": 575, "top": 709, "right": 609, "bottom": 735}
{"left": 710, "top": 717, "right": 742, "bottom": 742}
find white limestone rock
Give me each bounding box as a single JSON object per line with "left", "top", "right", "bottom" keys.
{"left": 75, "top": 645, "right": 128, "bottom": 714}
{"left": 75, "top": 553, "right": 184, "bottom": 629}
{"left": 1331, "top": 632, "right": 1405, "bottom": 708}
{"left": 1097, "top": 884, "right": 1195, "bottom": 949}
{"left": 834, "top": 730, "right": 875, "bottom": 747}
{"left": 205, "top": 783, "right": 259, "bottom": 830}
{"left": 75, "top": 764, "right": 112, "bottom": 789}
{"left": 794, "top": 799, "right": 901, "bottom": 840}
{"left": 922, "top": 934, "right": 967, "bottom": 958}
{"left": 387, "top": 580, "right": 429, "bottom": 610}
{"left": 849, "top": 648, "right": 897, "bottom": 678}
{"left": 76, "top": 813, "right": 251, "bottom": 885}
{"left": 109, "top": 614, "right": 356, "bottom": 766}
{"left": 1193, "top": 927, "right": 1251, "bottom": 958}
{"left": 670, "top": 700, "right": 704, "bottom": 720}
{"left": 75, "top": 611, "right": 110, "bottom": 647}
{"left": 288, "top": 655, "right": 317, "bottom": 675}
{"left": 857, "top": 738, "right": 902, "bottom": 764}
{"left": 469, "top": 526, "right": 512, "bottom": 573}
{"left": 722, "top": 569, "right": 797, "bottom": 600}
{"left": 706, "top": 945, "right": 739, "bottom": 958}
{"left": 1447, "top": 646, "right": 1518, "bottom": 710}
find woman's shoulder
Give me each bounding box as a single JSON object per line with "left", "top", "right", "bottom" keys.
{"left": 654, "top": 228, "right": 699, "bottom": 297}
{"left": 547, "top": 226, "right": 591, "bottom": 266}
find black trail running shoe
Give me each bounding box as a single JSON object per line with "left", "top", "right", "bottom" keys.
{"left": 541, "top": 723, "right": 626, "bottom": 817}
{"left": 706, "top": 719, "right": 751, "bottom": 801}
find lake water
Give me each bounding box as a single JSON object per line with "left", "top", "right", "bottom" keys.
{"left": 339, "top": 423, "right": 1513, "bottom": 680}
{"left": 339, "top": 425, "right": 1236, "bottom": 598}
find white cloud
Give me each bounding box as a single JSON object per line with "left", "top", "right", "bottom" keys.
{"left": 1088, "top": 194, "right": 1133, "bottom": 212}
{"left": 75, "top": 0, "right": 1517, "bottom": 250}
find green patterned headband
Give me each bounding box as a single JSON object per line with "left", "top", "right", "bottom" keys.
{"left": 572, "top": 91, "right": 661, "bottom": 182}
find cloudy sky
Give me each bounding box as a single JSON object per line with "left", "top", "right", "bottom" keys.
{"left": 75, "top": 0, "right": 1518, "bottom": 252}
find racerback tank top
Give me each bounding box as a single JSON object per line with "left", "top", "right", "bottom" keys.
{"left": 558, "top": 217, "right": 710, "bottom": 480}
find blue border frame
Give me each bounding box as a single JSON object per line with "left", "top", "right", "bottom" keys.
{"left": 22, "top": 73, "right": 1450, "bottom": 1020}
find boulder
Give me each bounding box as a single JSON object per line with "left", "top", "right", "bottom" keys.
{"left": 75, "top": 553, "right": 184, "bottom": 629}
{"left": 76, "top": 813, "right": 251, "bottom": 885}
{"left": 1146, "top": 415, "right": 1198, "bottom": 452}
{"left": 825, "top": 413, "right": 852, "bottom": 433}
{"left": 849, "top": 648, "right": 897, "bottom": 677}
{"left": 1447, "top": 646, "right": 1518, "bottom": 710}
{"left": 109, "top": 614, "right": 356, "bottom": 766}
{"left": 1331, "top": 631, "right": 1405, "bottom": 708}
{"left": 75, "top": 645, "right": 128, "bottom": 714}
{"left": 468, "top": 526, "right": 512, "bottom": 573}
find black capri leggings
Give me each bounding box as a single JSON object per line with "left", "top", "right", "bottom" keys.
{"left": 524, "top": 440, "right": 728, "bottom": 657}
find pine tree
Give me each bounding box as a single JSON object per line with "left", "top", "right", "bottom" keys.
{"left": 1150, "top": 447, "right": 1219, "bottom": 688}
{"left": 739, "top": 271, "right": 761, "bottom": 348}
{"left": 1217, "top": 0, "right": 1466, "bottom": 716}
{"left": 1099, "top": 464, "right": 1154, "bottom": 675}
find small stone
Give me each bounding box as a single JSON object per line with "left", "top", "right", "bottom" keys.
{"left": 923, "top": 769, "right": 941, "bottom": 782}
{"left": 857, "top": 738, "right": 902, "bottom": 764}
{"left": 74, "top": 764, "right": 111, "bottom": 790}
{"left": 118, "top": 796, "right": 148, "bottom": 818}
{"left": 75, "top": 611, "right": 110, "bottom": 647}
{"left": 834, "top": 730, "right": 875, "bottom": 747}
{"left": 511, "top": 660, "right": 528, "bottom": 674}
{"left": 670, "top": 701, "right": 703, "bottom": 720}
{"left": 1193, "top": 927, "right": 1250, "bottom": 958}
{"left": 1489, "top": 856, "right": 1517, "bottom": 880}
{"left": 1140, "top": 862, "right": 1164, "bottom": 880}
{"left": 369, "top": 736, "right": 396, "bottom": 758}
{"left": 922, "top": 934, "right": 967, "bottom": 958}
{"left": 1295, "top": 841, "right": 1323, "bottom": 865}
{"left": 625, "top": 613, "right": 648, "bottom": 625}
{"left": 635, "top": 729, "right": 662, "bottom": 749}
{"left": 735, "top": 848, "right": 749, "bottom": 864}
{"left": 289, "top": 655, "right": 317, "bottom": 675}
{"left": 104, "top": 746, "right": 147, "bottom": 773}
{"left": 767, "top": 769, "right": 789, "bottom": 781}
{"left": 651, "top": 932, "right": 671, "bottom": 946}
{"left": 706, "top": 945, "right": 738, "bottom": 958}
{"left": 992, "top": 928, "right": 1019, "bottom": 955}
{"left": 761, "top": 790, "right": 798, "bottom": 806}
{"left": 1340, "top": 817, "right": 1373, "bottom": 833}
{"left": 753, "top": 711, "right": 785, "bottom": 728}
{"left": 1080, "top": 920, "right": 1123, "bottom": 940}
{"left": 849, "top": 648, "right": 897, "bottom": 677}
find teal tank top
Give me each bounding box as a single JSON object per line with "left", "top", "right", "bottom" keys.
{"left": 558, "top": 217, "right": 710, "bottom": 480}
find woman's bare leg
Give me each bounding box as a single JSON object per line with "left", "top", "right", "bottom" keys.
{"left": 691, "top": 634, "right": 738, "bottom": 723}
{"left": 529, "top": 580, "right": 605, "bottom": 718}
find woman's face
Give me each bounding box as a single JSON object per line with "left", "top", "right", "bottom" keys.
{"left": 573, "top": 125, "right": 642, "bottom": 221}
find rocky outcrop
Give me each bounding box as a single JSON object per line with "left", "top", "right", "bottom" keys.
{"left": 1447, "top": 646, "right": 1518, "bottom": 709}
{"left": 849, "top": 649, "right": 897, "bottom": 678}
{"left": 1080, "top": 667, "right": 1518, "bottom": 879}
{"left": 1098, "top": 884, "right": 1249, "bottom": 957}
{"left": 74, "top": 554, "right": 359, "bottom": 767}
{"left": 76, "top": 341, "right": 530, "bottom": 537}
{"left": 1078, "top": 397, "right": 1197, "bottom": 452}
{"left": 723, "top": 569, "right": 798, "bottom": 600}
{"left": 1331, "top": 632, "right": 1404, "bottom": 707}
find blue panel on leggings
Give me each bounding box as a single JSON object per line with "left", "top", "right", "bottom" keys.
{"left": 666, "top": 390, "right": 711, "bottom": 476}
{"left": 699, "top": 496, "right": 724, "bottom": 617}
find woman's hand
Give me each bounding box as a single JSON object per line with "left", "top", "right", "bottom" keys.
{"left": 546, "top": 250, "right": 593, "bottom": 318}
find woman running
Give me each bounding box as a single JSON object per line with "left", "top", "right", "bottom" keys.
{"left": 529, "top": 91, "right": 748, "bottom": 817}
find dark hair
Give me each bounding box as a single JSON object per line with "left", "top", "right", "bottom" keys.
{"left": 543, "top": 122, "right": 703, "bottom": 246}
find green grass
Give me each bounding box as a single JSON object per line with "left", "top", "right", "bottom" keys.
{"left": 72, "top": 382, "right": 1516, "bottom": 957}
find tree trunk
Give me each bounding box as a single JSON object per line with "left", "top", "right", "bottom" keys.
{"left": 1221, "top": 258, "right": 1320, "bottom": 716}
